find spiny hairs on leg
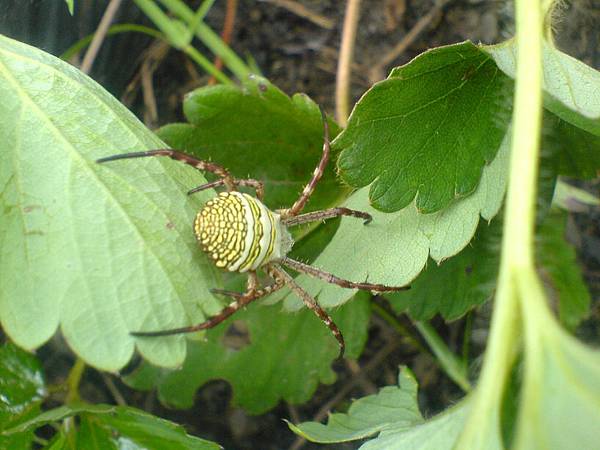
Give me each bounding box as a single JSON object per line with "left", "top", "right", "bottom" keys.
{"left": 283, "top": 106, "right": 330, "bottom": 218}
{"left": 281, "top": 207, "right": 372, "bottom": 227}
{"left": 268, "top": 263, "right": 345, "bottom": 358}
{"left": 96, "top": 149, "right": 236, "bottom": 191}
{"left": 279, "top": 257, "right": 410, "bottom": 292}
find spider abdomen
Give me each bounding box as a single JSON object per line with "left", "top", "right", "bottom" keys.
{"left": 195, "top": 191, "right": 292, "bottom": 272}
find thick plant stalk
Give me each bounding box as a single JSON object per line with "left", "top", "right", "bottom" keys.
{"left": 455, "top": 0, "right": 545, "bottom": 447}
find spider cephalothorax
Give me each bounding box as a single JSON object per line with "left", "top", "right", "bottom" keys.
{"left": 97, "top": 108, "right": 409, "bottom": 357}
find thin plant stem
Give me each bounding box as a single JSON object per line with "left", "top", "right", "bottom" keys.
{"left": 336, "top": 0, "right": 361, "bottom": 126}
{"left": 65, "top": 358, "right": 86, "bottom": 404}
{"left": 61, "top": 24, "right": 164, "bottom": 61}
{"left": 370, "top": 301, "right": 427, "bottom": 354}
{"left": 414, "top": 321, "right": 471, "bottom": 393}
{"left": 81, "top": 0, "right": 124, "bottom": 73}
{"left": 133, "top": 0, "right": 232, "bottom": 84}
{"left": 158, "top": 0, "right": 251, "bottom": 80}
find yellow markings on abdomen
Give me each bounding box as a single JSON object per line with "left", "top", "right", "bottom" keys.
{"left": 194, "top": 191, "right": 279, "bottom": 272}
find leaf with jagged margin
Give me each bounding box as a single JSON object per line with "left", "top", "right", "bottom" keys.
{"left": 0, "top": 34, "right": 222, "bottom": 371}
{"left": 3, "top": 403, "right": 221, "bottom": 449}
{"left": 158, "top": 76, "right": 346, "bottom": 213}
{"left": 485, "top": 40, "right": 600, "bottom": 137}
{"left": 288, "top": 367, "right": 473, "bottom": 450}
{"left": 0, "top": 343, "right": 45, "bottom": 449}
{"left": 124, "top": 295, "right": 370, "bottom": 415}
{"left": 288, "top": 368, "right": 422, "bottom": 443}
{"left": 387, "top": 218, "right": 501, "bottom": 321}
{"left": 279, "top": 128, "right": 510, "bottom": 312}
{"left": 536, "top": 211, "right": 590, "bottom": 331}
{"left": 335, "top": 41, "right": 512, "bottom": 213}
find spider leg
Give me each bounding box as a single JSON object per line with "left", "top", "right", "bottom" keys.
{"left": 131, "top": 273, "right": 284, "bottom": 337}
{"left": 279, "top": 256, "right": 410, "bottom": 292}
{"left": 97, "top": 149, "right": 236, "bottom": 191}
{"left": 188, "top": 179, "right": 265, "bottom": 201}
{"left": 281, "top": 207, "right": 372, "bottom": 226}
{"left": 282, "top": 106, "right": 330, "bottom": 218}
{"left": 268, "top": 263, "right": 345, "bottom": 358}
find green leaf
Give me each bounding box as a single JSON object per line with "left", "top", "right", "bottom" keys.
{"left": 336, "top": 41, "right": 512, "bottom": 213}
{"left": 288, "top": 368, "right": 423, "bottom": 443}
{"left": 125, "top": 296, "right": 370, "bottom": 414}
{"left": 0, "top": 34, "right": 222, "bottom": 371}
{"left": 537, "top": 212, "right": 590, "bottom": 330}
{"left": 361, "top": 400, "right": 471, "bottom": 450}
{"left": 158, "top": 76, "right": 347, "bottom": 213}
{"left": 515, "top": 317, "right": 600, "bottom": 450}
{"left": 5, "top": 403, "right": 220, "bottom": 449}
{"left": 486, "top": 40, "right": 600, "bottom": 137}
{"left": 84, "top": 407, "right": 221, "bottom": 450}
{"left": 281, "top": 129, "right": 510, "bottom": 311}
{"left": 387, "top": 218, "right": 501, "bottom": 321}
{"left": 0, "top": 342, "right": 45, "bottom": 449}
{"left": 542, "top": 112, "right": 600, "bottom": 179}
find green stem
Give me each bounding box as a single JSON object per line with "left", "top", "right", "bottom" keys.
{"left": 456, "top": 0, "right": 544, "bottom": 446}
{"left": 133, "top": 0, "right": 232, "bottom": 83}
{"left": 182, "top": 44, "right": 234, "bottom": 85}
{"left": 66, "top": 358, "right": 86, "bottom": 404}
{"left": 415, "top": 321, "right": 472, "bottom": 393}
{"left": 60, "top": 24, "right": 165, "bottom": 61}
{"left": 370, "top": 302, "right": 426, "bottom": 354}
{"left": 158, "top": 0, "right": 251, "bottom": 80}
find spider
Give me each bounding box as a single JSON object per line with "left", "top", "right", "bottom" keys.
{"left": 97, "top": 108, "right": 409, "bottom": 357}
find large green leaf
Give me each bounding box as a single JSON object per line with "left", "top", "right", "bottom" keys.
{"left": 335, "top": 41, "right": 512, "bottom": 213}
{"left": 280, "top": 128, "right": 510, "bottom": 311}
{"left": 288, "top": 368, "right": 422, "bottom": 443}
{"left": 125, "top": 295, "right": 370, "bottom": 414}
{"left": 158, "top": 77, "right": 347, "bottom": 213}
{"left": 515, "top": 308, "right": 600, "bottom": 449}
{"left": 0, "top": 342, "right": 45, "bottom": 449}
{"left": 0, "top": 34, "right": 222, "bottom": 371}
{"left": 486, "top": 40, "right": 600, "bottom": 137}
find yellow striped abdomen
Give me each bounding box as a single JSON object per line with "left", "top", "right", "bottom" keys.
{"left": 194, "top": 192, "right": 292, "bottom": 272}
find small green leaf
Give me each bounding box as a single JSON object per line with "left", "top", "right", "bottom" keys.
{"left": 87, "top": 407, "right": 221, "bottom": 450}
{"left": 537, "top": 212, "right": 590, "bottom": 330}
{"left": 336, "top": 41, "right": 512, "bottom": 213}
{"left": 158, "top": 77, "right": 347, "bottom": 212}
{"left": 486, "top": 40, "right": 600, "bottom": 137}
{"left": 0, "top": 35, "right": 221, "bottom": 371}
{"left": 0, "top": 343, "right": 45, "bottom": 449}
{"left": 5, "top": 403, "right": 221, "bottom": 449}
{"left": 282, "top": 129, "right": 510, "bottom": 311}
{"left": 361, "top": 400, "right": 471, "bottom": 450}
{"left": 125, "top": 297, "right": 370, "bottom": 414}
{"left": 288, "top": 368, "right": 423, "bottom": 443}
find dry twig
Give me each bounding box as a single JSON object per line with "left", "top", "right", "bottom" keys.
{"left": 81, "top": 0, "right": 124, "bottom": 74}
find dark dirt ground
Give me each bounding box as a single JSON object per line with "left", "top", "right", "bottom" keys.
{"left": 2, "top": 1, "right": 600, "bottom": 449}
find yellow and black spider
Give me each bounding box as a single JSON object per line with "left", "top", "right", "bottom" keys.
{"left": 97, "top": 108, "right": 409, "bottom": 357}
